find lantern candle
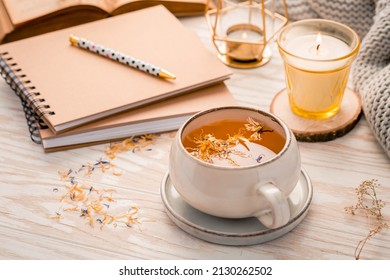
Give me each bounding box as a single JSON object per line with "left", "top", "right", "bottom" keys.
{"left": 205, "top": 0, "right": 288, "bottom": 68}
{"left": 226, "top": 23, "right": 264, "bottom": 61}
{"left": 277, "top": 19, "right": 360, "bottom": 119}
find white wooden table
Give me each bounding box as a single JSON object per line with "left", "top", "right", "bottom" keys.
{"left": 0, "top": 15, "right": 389, "bottom": 260}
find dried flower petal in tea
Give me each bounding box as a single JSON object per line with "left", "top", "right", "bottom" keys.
{"left": 183, "top": 117, "right": 284, "bottom": 167}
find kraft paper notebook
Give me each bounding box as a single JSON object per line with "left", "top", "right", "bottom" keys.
{"left": 39, "top": 83, "right": 236, "bottom": 152}
{"left": 0, "top": 5, "right": 231, "bottom": 135}
{"left": 0, "top": 0, "right": 210, "bottom": 43}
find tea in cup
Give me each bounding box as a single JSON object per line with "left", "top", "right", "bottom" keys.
{"left": 169, "top": 106, "right": 301, "bottom": 229}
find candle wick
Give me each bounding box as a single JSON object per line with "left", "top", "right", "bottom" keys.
{"left": 316, "top": 44, "right": 320, "bottom": 51}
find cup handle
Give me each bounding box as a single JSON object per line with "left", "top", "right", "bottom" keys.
{"left": 255, "top": 183, "right": 290, "bottom": 229}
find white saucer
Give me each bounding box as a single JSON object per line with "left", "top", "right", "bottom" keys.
{"left": 160, "top": 168, "right": 313, "bottom": 246}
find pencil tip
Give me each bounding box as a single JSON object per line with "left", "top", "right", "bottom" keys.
{"left": 159, "top": 69, "right": 176, "bottom": 80}
{"left": 69, "top": 35, "right": 79, "bottom": 45}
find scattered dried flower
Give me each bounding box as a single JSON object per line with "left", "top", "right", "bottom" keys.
{"left": 51, "top": 133, "right": 162, "bottom": 230}
{"left": 52, "top": 178, "right": 140, "bottom": 229}
{"left": 104, "top": 134, "right": 158, "bottom": 159}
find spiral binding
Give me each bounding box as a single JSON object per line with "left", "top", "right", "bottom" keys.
{"left": 0, "top": 52, "right": 55, "bottom": 144}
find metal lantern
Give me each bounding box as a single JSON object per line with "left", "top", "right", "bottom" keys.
{"left": 206, "top": 0, "right": 288, "bottom": 68}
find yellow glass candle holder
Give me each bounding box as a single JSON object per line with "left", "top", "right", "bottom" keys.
{"left": 277, "top": 19, "right": 360, "bottom": 119}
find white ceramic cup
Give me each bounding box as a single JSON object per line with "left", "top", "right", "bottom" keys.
{"left": 169, "top": 106, "right": 301, "bottom": 229}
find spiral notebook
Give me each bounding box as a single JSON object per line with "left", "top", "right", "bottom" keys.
{"left": 0, "top": 5, "right": 231, "bottom": 137}
{"left": 39, "top": 83, "right": 236, "bottom": 152}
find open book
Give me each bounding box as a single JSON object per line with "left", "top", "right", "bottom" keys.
{"left": 0, "top": 0, "right": 209, "bottom": 43}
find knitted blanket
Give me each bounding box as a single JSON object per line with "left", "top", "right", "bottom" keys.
{"left": 277, "top": 0, "right": 390, "bottom": 158}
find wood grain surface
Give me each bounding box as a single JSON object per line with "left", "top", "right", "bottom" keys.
{"left": 0, "top": 16, "right": 389, "bottom": 260}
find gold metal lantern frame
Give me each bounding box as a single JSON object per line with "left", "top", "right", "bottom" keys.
{"left": 206, "top": 0, "right": 288, "bottom": 68}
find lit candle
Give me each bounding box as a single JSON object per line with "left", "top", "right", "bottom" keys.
{"left": 285, "top": 33, "right": 350, "bottom": 63}
{"left": 226, "top": 24, "right": 264, "bottom": 61}
{"left": 227, "top": 28, "right": 262, "bottom": 41}
{"left": 277, "top": 19, "right": 360, "bottom": 119}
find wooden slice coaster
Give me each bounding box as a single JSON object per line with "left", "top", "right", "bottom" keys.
{"left": 270, "top": 88, "right": 362, "bottom": 142}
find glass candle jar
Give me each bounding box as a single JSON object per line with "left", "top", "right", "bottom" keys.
{"left": 277, "top": 19, "right": 360, "bottom": 119}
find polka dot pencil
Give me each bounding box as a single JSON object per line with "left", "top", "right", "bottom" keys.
{"left": 69, "top": 35, "right": 176, "bottom": 79}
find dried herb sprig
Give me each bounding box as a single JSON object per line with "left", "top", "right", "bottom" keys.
{"left": 345, "top": 179, "right": 389, "bottom": 259}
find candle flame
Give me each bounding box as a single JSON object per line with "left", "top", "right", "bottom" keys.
{"left": 316, "top": 33, "right": 322, "bottom": 51}
{"left": 242, "top": 32, "right": 248, "bottom": 40}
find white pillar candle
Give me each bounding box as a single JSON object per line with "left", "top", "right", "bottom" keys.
{"left": 284, "top": 33, "right": 351, "bottom": 71}
{"left": 286, "top": 33, "right": 350, "bottom": 60}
